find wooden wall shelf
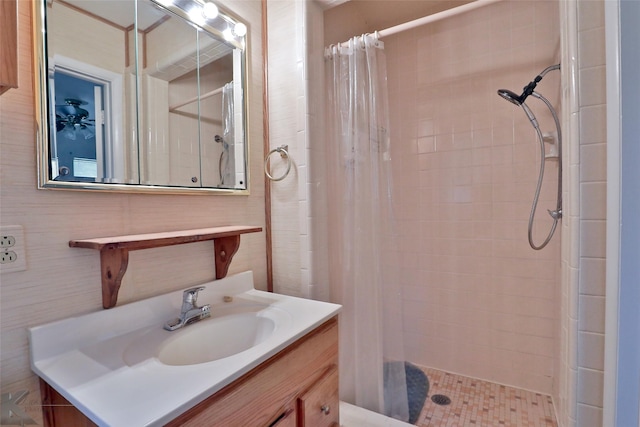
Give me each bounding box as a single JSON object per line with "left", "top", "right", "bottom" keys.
{"left": 69, "top": 226, "right": 262, "bottom": 309}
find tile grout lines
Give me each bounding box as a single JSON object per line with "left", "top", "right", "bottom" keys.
{"left": 415, "top": 366, "right": 557, "bottom": 427}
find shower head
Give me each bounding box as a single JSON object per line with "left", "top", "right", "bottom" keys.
{"left": 497, "top": 89, "right": 523, "bottom": 106}
{"left": 497, "top": 64, "right": 560, "bottom": 107}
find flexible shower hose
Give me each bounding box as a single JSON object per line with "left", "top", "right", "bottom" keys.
{"left": 526, "top": 93, "right": 563, "bottom": 250}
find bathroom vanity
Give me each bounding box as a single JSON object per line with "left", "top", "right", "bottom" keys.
{"left": 29, "top": 271, "right": 341, "bottom": 426}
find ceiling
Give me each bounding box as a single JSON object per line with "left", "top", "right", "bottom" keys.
{"left": 58, "top": 0, "right": 170, "bottom": 30}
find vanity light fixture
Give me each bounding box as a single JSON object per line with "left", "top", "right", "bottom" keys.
{"left": 222, "top": 27, "right": 234, "bottom": 41}
{"left": 154, "top": 0, "right": 175, "bottom": 7}
{"left": 188, "top": 5, "right": 205, "bottom": 25}
{"left": 202, "top": 1, "right": 219, "bottom": 19}
{"left": 233, "top": 22, "right": 247, "bottom": 37}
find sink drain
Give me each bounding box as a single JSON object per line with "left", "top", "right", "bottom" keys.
{"left": 431, "top": 394, "right": 451, "bottom": 405}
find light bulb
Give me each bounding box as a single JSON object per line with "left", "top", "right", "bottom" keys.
{"left": 202, "top": 2, "right": 219, "bottom": 19}
{"left": 62, "top": 124, "right": 76, "bottom": 141}
{"left": 233, "top": 22, "right": 247, "bottom": 37}
{"left": 188, "top": 6, "right": 205, "bottom": 25}
{"left": 222, "top": 28, "right": 234, "bottom": 41}
{"left": 80, "top": 125, "right": 94, "bottom": 140}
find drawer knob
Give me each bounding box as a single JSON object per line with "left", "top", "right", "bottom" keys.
{"left": 321, "top": 405, "right": 331, "bottom": 415}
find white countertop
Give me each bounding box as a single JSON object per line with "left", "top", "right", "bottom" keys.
{"left": 29, "top": 271, "right": 341, "bottom": 427}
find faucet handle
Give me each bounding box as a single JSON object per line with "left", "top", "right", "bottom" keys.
{"left": 182, "top": 286, "right": 206, "bottom": 305}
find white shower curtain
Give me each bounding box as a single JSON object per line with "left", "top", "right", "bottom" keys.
{"left": 326, "top": 34, "right": 409, "bottom": 422}
{"left": 220, "top": 82, "right": 233, "bottom": 186}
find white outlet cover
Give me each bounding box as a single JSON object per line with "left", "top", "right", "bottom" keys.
{"left": 0, "top": 225, "right": 27, "bottom": 273}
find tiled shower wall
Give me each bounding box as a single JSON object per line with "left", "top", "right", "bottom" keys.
{"left": 565, "top": 1, "right": 608, "bottom": 426}
{"left": 273, "top": 1, "right": 609, "bottom": 425}
{"left": 381, "top": 1, "right": 561, "bottom": 395}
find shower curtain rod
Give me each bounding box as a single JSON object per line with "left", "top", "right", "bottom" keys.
{"left": 169, "top": 85, "right": 225, "bottom": 112}
{"left": 331, "top": 0, "right": 504, "bottom": 47}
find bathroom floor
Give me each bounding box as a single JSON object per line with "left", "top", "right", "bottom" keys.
{"left": 415, "top": 367, "right": 558, "bottom": 427}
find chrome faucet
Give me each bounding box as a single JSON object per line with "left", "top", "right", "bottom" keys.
{"left": 164, "top": 286, "right": 211, "bottom": 331}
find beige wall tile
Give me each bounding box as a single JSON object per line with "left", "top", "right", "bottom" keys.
{"left": 579, "top": 257, "right": 606, "bottom": 296}
{"left": 579, "top": 66, "right": 607, "bottom": 107}
{"left": 578, "top": 332, "right": 605, "bottom": 371}
{"left": 578, "top": 27, "right": 606, "bottom": 69}
{"left": 577, "top": 367, "right": 604, "bottom": 407}
{"left": 578, "top": 295, "right": 606, "bottom": 334}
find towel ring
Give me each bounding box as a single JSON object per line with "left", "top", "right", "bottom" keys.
{"left": 264, "top": 145, "right": 292, "bottom": 181}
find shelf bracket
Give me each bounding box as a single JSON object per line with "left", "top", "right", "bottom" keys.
{"left": 69, "top": 226, "right": 262, "bottom": 309}
{"left": 214, "top": 235, "right": 241, "bottom": 280}
{"left": 100, "top": 246, "right": 129, "bottom": 309}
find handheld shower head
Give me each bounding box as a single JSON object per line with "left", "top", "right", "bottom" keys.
{"left": 497, "top": 89, "right": 523, "bottom": 106}
{"left": 497, "top": 64, "right": 560, "bottom": 106}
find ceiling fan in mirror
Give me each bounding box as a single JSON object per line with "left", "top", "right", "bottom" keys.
{"left": 55, "top": 98, "right": 95, "bottom": 140}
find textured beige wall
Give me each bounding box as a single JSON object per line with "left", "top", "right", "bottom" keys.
{"left": 0, "top": 0, "right": 265, "bottom": 417}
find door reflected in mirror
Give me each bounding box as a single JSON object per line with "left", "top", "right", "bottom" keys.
{"left": 35, "top": 0, "right": 248, "bottom": 193}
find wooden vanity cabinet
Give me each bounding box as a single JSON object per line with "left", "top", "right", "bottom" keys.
{"left": 168, "top": 316, "right": 339, "bottom": 427}
{"left": 39, "top": 317, "right": 339, "bottom": 427}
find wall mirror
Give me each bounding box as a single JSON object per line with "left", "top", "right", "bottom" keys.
{"left": 33, "top": 0, "right": 249, "bottom": 193}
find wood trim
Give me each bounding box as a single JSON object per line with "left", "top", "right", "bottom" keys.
{"left": 142, "top": 30, "right": 147, "bottom": 69}
{"left": 124, "top": 27, "right": 130, "bottom": 68}
{"left": 0, "top": 0, "right": 18, "bottom": 94}
{"left": 142, "top": 14, "right": 171, "bottom": 34}
{"left": 262, "top": 0, "right": 274, "bottom": 292}
{"left": 69, "top": 226, "right": 262, "bottom": 308}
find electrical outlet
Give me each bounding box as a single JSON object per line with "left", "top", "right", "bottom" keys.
{"left": 0, "top": 226, "right": 26, "bottom": 273}
{"left": 0, "top": 235, "right": 16, "bottom": 247}
{"left": 0, "top": 251, "right": 17, "bottom": 263}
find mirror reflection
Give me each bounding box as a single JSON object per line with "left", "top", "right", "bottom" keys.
{"left": 39, "top": 0, "right": 248, "bottom": 192}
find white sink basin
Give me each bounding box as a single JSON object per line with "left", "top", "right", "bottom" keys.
{"left": 123, "top": 303, "right": 291, "bottom": 367}
{"left": 29, "top": 271, "right": 341, "bottom": 427}
{"left": 158, "top": 313, "right": 275, "bottom": 365}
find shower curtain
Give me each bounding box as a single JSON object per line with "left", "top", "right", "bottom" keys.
{"left": 326, "top": 34, "right": 409, "bottom": 422}
{"left": 219, "top": 82, "right": 233, "bottom": 186}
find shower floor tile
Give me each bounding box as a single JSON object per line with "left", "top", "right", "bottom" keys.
{"left": 415, "top": 367, "right": 558, "bottom": 427}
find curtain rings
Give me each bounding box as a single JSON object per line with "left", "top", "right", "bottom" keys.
{"left": 324, "top": 44, "right": 336, "bottom": 60}
{"left": 264, "top": 145, "right": 292, "bottom": 181}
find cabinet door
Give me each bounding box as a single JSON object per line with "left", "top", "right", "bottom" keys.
{"left": 297, "top": 366, "right": 339, "bottom": 427}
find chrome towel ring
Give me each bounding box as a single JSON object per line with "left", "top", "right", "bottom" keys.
{"left": 264, "top": 145, "right": 292, "bottom": 181}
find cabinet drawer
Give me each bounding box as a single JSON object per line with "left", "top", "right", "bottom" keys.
{"left": 297, "top": 366, "right": 339, "bottom": 427}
